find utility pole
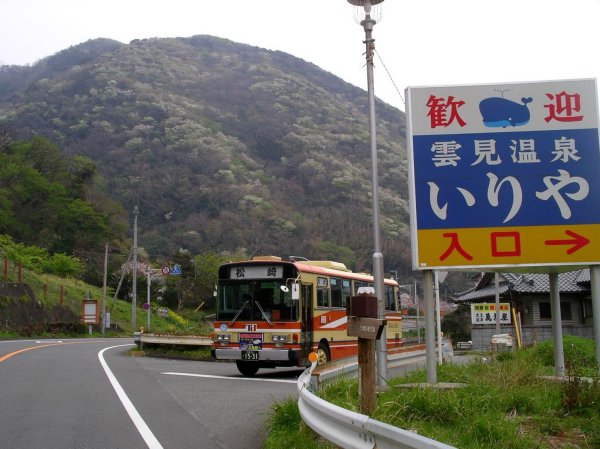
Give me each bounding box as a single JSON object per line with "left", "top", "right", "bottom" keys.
{"left": 132, "top": 206, "right": 139, "bottom": 334}
{"left": 101, "top": 242, "right": 108, "bottom": 336}
{"left": 146, "top": 267, "right": 152, "bottom": 331}
{"left": 347, "top": 0, "right": 387, "bottom": 388}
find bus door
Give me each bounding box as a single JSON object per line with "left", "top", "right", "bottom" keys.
{"left": 300, "top": 283, "right": 313, "bottom": 364}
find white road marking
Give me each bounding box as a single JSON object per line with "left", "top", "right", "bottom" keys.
{"left": 162, "top": 372, "right": 297, "bottom": 384}
{"left": 98, "top": 344, "right": 164, "bottom": 449}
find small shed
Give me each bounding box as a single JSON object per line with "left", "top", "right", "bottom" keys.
{"left": 453, "top": 269, "right": 593, "bottom": 350}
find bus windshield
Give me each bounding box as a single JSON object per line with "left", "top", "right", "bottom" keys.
{"left": 217, "top": 279, "right": 299, "bottom": 322}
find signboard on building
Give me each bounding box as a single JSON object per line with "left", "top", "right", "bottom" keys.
{"left": 471, "top": 303, "right": 511, "bottom": 325}
{"left": 406, "top": 78, "right": 600, "bottom": 270}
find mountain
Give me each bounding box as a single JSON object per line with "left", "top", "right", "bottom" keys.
{"left": 0, "top": 36, "right": 411, "bottom": 273}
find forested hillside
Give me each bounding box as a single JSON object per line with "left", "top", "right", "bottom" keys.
{"left": 0, "top": 131, "right": 124, "bottom": 255}
{"left": 0, "top": 35, "right": 410, "bottom": 274}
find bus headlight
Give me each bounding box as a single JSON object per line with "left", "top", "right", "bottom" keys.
{"left": 216, "top": 334, "right": 231, "bottom": 342}
{"left": 272, "top": 335, "right": 288, "bottom": 343}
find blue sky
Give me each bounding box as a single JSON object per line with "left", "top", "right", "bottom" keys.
{"left": 1, "top": 0, "right": 599, "bottom": 112}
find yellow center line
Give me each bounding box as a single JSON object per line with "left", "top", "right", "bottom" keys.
{"left": 0, "top": 340, "right": 99, "bottom": 363}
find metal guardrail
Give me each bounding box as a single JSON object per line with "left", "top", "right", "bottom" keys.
{"left": 137, "top": 332, "right": 455, "bottom": 447}
{"left": 297, "top": 364, "right": 457, "bottom": 449}
{"left": 308, "top": 348, "right": 426, "bottom": 390}
{"left": 136, "top": 333, "right": 212, "bottom": 347}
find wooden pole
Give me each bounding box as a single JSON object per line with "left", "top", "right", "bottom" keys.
{"left": 358, "top": 337, "right": 376, "bottom": 415}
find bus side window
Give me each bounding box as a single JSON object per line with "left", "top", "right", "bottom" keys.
{"left": 384, "top": 285, "right": 396, "bottom": 311}
{"left": 353, "top": 281, "right": 364, "bottom": 295}
{"left": 342, "top": 279, "right": 351, "bottom": 308}
{"left": 331, "top": 277, "right": 343, "bottom": 308}
{"left": 317, "top": 277, "right": 329, "bottom": 308}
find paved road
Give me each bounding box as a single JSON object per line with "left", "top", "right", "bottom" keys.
{"left": 0, "top": 338, "right": 302, "bottom": 449}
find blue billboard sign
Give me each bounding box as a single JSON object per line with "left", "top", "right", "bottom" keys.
{"left": 406, "top": 79, "right": 600, "bottom": 270}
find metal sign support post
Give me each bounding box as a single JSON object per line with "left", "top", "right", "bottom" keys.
{"left": 590, "top": 265, "right": 600, "bottom": 375}
{"left": 434, "top": 271, "right": 443, "bottom": 364}
{"left": 415, "top": 280, "right": 421, "bottom": 343}
{"left": 495, "top": 273, "right": 501, "bottom": 333}
{"left": 423, "top": 270, "right": 437, "bottom": 383}
{"left": 549, "top": 273, "right": 565, "bottom": 377}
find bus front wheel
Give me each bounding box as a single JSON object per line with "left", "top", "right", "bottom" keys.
{"left": 236, "top": 360, "right": 260, "bottom": 376}
{"left": 316, "top": 342, "right": 330, "bottom": 365}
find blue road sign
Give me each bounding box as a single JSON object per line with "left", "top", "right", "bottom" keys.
{"left": 406, "top": 78, "right": 600, "bottom": 270}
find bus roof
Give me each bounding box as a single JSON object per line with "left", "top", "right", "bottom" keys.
{"left": 220, "top": 257, "right": 398, "bottom": 286}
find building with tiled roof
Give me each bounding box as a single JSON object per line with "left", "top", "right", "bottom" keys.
{"left": 452, "top": 269, "right": 593, "bottom": 350}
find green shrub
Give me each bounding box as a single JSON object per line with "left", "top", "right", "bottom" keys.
{"left": 41, "top": 252, "right": 82, "bottom": 277}
{"left": 533, "top": 336, "right": 597, "bottom": 376}
{"left": 0, "top": 234, "right": 81, "bottom": 277}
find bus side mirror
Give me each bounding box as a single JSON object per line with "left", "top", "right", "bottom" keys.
{"left": 291, "top": 283, "right": 300, "bottom": 300}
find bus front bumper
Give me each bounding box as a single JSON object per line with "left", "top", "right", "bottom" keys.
{"left": 212, "top": 348, "right": 300, "bottom": 363}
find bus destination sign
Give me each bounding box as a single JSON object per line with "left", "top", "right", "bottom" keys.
{"left": 230, "top": 265, "right": 282, "bottom": 279}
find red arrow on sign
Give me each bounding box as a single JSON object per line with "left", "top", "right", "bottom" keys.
{"left": 544, "top": 230, "right": 590, "bottom": 254}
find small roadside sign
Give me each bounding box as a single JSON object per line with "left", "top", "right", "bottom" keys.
{"left": 161, "top": 265, "right": 170, "bottom": 275}
{"left": 170, "top": 264, "right": 182, "bottom": 276}
{"left": 82, "top": 300, "right": 99, "bottom": 324}
{"left": 347, "top": 317, "right": 386, "bottom": 340}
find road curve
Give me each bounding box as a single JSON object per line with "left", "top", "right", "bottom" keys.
{"left": 0, "top": 338, "right": 300, "bottom": 449}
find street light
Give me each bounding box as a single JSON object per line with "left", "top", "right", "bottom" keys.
{"left": 347, "top": 0, "right": 387, "bottom": 387}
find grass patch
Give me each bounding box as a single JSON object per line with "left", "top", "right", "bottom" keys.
{"left": 266, "top": 337, "right": 599, "bottom": 449}
{"left": 139, "top": 345, "right": 212, "bottom": 361}
{"left": 0, "top": 262, "right": 211, "bottom": 339}
{"left": 263, "top": 399, "right": 337, "bottom": 449}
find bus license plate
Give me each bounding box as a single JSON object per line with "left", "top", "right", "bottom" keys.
{"left": 241, "top": 351, "right": 259, "bottom": 361}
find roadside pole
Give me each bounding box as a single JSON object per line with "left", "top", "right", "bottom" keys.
{"left": 101, "top": 242, "right": 108, "bottom": 336}
{"left": 434, "top": 271, "right": 443, "bottom": 364}
{"left": 590, "top": 265, "right": 600, "bottom": 375}
{"left": 347, "top": 293, "right": 386, "bottom": 414}
{"left": 423, "top": 270, "right": 437, "bottom": 383}
{"left": 358, "top": 337, "right": 376, "bottom": 414}
{"left": 132, "top": 206, "right": 138, "bottom": 334}
{"left": 549, "top": 273, "right": 565, "bottom": 377}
